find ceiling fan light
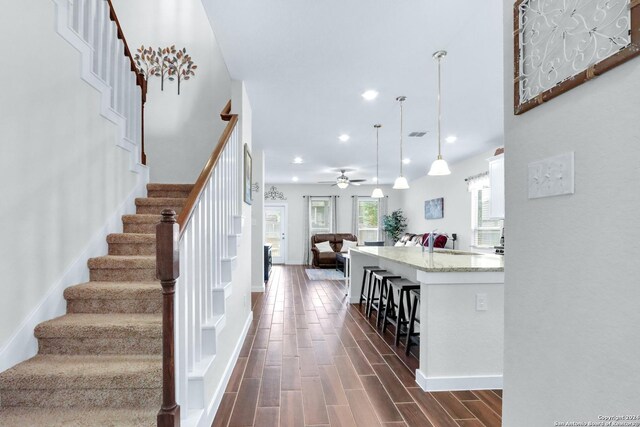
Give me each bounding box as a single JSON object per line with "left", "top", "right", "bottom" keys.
{"left": 337, "top": 181, "right": 349, "bottom": 189}
{"left": 371, "top": 187, "right": 384, "bottom": 198}
{"left": 428, "top": 156, "right": 451, "bottom": 176}
{"left": 393, "top": 176, "right": 409, "bottom": 190}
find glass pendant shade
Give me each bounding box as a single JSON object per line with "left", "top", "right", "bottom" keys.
{"left": 428, "top": 156, "right": 451, "bottom": 176}
{"left": 336, "top": 181, "right": 349, "bottom": 189}
{"left": 393, "top": 176, "right": 409, "bottom": 189}
{"left": 371, "top": 187, "right": 384, "bottom": 198}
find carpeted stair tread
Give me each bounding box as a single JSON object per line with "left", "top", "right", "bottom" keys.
{"left": 0, "top": 355, "right": 162, "bottom": 390}
{"left": 88, "top": 255, "right": 155, "bottom": 269}
{"left": 135, "top": 197, "right": 186, "bottom": 206}
{"left": 0, "top": 407, "right": 156, "bottom": 427}
{"left": 34, "top": 313, "right": 161, "bottom": 338}
{"left": 146, "top": 183, "right": 194, "bottom": 198}
{"left": 64, "top": 281, "right": 161, "bottom": 300}
{"left": 107, "top": 233, "right": 156, "bottom": 243}
{"left": 121, "top": 214, "right": 162, "bottom": 224}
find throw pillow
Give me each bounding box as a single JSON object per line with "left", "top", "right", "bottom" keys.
{"left": 404, "top": 240, "right": 418, "bottom": 247}
{"left": 341, "top": 240, "right": 357, "bottom": 252}
{"left": 394, "top": 241, "right": 405, "bottom": 247}
{"left": 315, "top": 241, "right": 333, "bottom": 253}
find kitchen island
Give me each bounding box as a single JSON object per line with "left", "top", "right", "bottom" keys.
{"left": 348, "top": 246, "right": 504, "bottom": 392}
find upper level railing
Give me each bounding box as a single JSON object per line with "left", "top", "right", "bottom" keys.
{"left": 61, "top": 0, "right": 147, "bottom": 164}
{"left": 157, "top": 101, "right": 240, "bottom": 426}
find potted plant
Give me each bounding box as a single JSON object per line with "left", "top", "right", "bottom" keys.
{"left": 382, "top": 209, "right": 408, "bottom": 243}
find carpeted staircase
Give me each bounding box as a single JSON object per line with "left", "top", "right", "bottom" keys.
{"left": 0, "top": 183, "right": 193, "bottom": 427}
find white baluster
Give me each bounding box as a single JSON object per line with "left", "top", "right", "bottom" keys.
{"left": 71, "top": 0, "right": 80, "bottom": 34}
{"left": 194, "top": 204, "right": 202, "bottom": 363}
{"left": 176, "top": 238, "right": 187, "bottom": 410}
{"left": 82, "top": 0, "right": 90, "bottom": 42}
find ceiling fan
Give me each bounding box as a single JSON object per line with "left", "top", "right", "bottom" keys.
{"left": 318, "top": 170, "right": 366, "bottom": 189}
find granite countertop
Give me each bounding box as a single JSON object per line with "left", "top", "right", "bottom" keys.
{"left": 350, "top": 246, "right": 504, "bottom": 272}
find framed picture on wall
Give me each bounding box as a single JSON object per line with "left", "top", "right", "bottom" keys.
{"left": 244, "top": 144, "right": 252, "bottom": 205}
{"left": 424, "top": 197, "right": 444, "bottom": 220}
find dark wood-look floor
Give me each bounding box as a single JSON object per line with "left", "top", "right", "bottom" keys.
{"left": 213, "top": 265, "right": 502, "bottom": 427}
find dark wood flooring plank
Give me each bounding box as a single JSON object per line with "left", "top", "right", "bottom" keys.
{"left": 333, "top": 355, "right": 363, "bottom": 390}
{"left": 451, "top": 391, "right": 479, "bottom": 401}
{"left": 266, "top": 340, "right": 283, "bottom": 366}
{"left": 227, "top": 357, "right": 248, "bottom": 393}
{"left": 396, "top": 403, "right": 435, "bottom": 427}
{"left": 254, "top": 407, "right": 280, "bottom": 427}
{"left": 356, "top": 339, "right": 386, "bottom": 365}
{"left": 345, "top": 389, "right": 383, "bottom": 427}
{"left": 327, "top": 405, "right": 358, "bottom": 427}
{"left": 345, "top": 346, "right": 374, "bottom": 376}
{"left": 301, "top": 377, "right": 330, "bottom": 425}
{"left": 280, "top": 390, "right": 305, "bottom": 427}
{"left": 313, "top": 340, "right": 334, "bottom": 365}
{"left": 282, "top": 333, "right": 298, "bottom": 357}
{"left": 228, "top": 378, "right": 260, "bottom": 427}
{"left": 212, "top": 392, "right": 236, "bottom": 427}
{"left": 463, "top": 401, "right": 501, "bottom": 427}
{"left": 253, "top": 329, "right": 271, "bottom": 349}
{"left": 244, "top": 348, "right": 267, "bottom": 379}
{"left": 359, "top": 375, "right": 403, "bottom": 423}
{"left": 382, "top": 355, "right": 416, "bottom": 388}
{"left": 298, "top": 347, "right": 320, "bottom": 377}
{"left": 258, "top": 366, "right": 282, "bottom": 407}
{"left": 407, "top": 388, "right": 459, "bottom": 427}
{"left": 430, "top": 391, "right": 475, "bottom": 420}
{"left": 270, "top": 323, "right": 284, "bottom": 341}
{"left": 366, "top": 333, "right": 395, "bottom": 355}
{"left": 319, "top": 365, "right": 348, "bottom": 405}
{"left": 240, "top": 334, "right": 255, "bottom": 357}
{"left": 296, "top": 328, "right": 313, "bottom": 348}
{"left": 371, "top": 363, "right": 413, "bottom": 403}
{"left": 456, "top": 420, "right": 485, "bottom": 427}
{"left": 473, "top": 390, "right": 502, "bottom": 416}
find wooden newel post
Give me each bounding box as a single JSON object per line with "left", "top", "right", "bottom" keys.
{"left": 157, "top": 209, "right": 181, "bottom": 427}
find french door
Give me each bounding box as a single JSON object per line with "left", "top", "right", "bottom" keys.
{"left": 265, "top": 204, "right": 287, "bottom": 264}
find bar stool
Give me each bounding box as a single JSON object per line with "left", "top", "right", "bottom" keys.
{"left": 367, "top": 271, "right": 401, "bottom": 327}
{"left": 358, "top": 266, "right": 386, "bottom": 310}
{"left": 405, "top": 289, "right": 421, "bottom": 356}
{"left": 381, "top": 278, "right": 420, "bottom": 346}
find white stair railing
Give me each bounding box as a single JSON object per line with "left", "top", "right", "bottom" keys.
{"left": 156, "top": 106, "right": 241, "bottom": 426}
{"left": 54, "top": 0, "right": 147, "bottom": 168}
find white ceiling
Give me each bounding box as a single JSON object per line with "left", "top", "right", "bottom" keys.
{"left": 203, "top": 0, "right": 504, "bottom": 185}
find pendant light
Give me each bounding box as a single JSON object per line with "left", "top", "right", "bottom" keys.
{"left": 428, "top": 50, "right": 452, "bottom": 176}
{"left": 393, "top": 96, "right": 410, "bottom": 190}
{"left": 371, "top": 124, "right": 384, "bottom": 198}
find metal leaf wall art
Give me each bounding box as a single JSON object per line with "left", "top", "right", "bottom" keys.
{"left": 134, "top": 45, "right": 198, "bottom": 95}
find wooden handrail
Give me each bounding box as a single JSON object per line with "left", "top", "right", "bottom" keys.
{"left": 177, "top": 102, "right": 238, "bottom": 238}
{"left": 106, "top": 0, "right": 148, "bottom": 164}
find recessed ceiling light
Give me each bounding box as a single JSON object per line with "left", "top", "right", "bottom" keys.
{"left": 338, "top": 134, "right": 350, "bottom": 142}
{"left": 292, "top": 157, "right": 304, "bottom": 164}
{"left": 361, "top": 90, "right": 379, "bottom": 101}
{"left": 402, "top": 158, "right": 411, "bottom": 164}
{"left": 372, "top": 177, "right": 378, "bottom": 183}
{"left": 445, "top": 135, "right": 457, "bottom": 143}
{"left": 292, "top": 176, "right": 299, "bottom": 182}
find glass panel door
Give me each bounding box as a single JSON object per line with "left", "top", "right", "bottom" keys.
{"left": 265, "top": 205, "right": 286, "bottom": 264}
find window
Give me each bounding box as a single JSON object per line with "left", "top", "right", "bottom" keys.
{"left": 357, "top": 197, "right": 379, "bottom": 244}
{"left": 471, "top": 187, "right": 504, "bottom": 247}
{"left": 309, "top": 197, "right": 333, "bottom": 235}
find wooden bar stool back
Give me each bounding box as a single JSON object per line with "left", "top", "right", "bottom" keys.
{"left": 358, "top": 266, "right": 385, "bottom": 310}
{"left": 382, "top": 278, "right": 420, "bottom": 346}
{"left": 367, "top": 271, "right": 401, "bottom": 327}
{"left": 406, "top": 288, "right": 421, "bottom": 356}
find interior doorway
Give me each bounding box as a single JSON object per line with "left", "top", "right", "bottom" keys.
{"left": 264, "top": 203, "right": 287, "bottom": 264}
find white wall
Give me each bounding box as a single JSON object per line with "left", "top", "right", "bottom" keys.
{"left": 112, "top": 0, "right": 232, "bottom": 184}
{"left": 502, "top": 1, "right": 640, "bottom": 425}
{"left": 0, "top": 3, "right": 142, "bottom": 362}
{"left": 398, "top": 149, "right": 498, "bottom": 252}
{"left": 264, "top": 184, "right": 401, "bottom": 265}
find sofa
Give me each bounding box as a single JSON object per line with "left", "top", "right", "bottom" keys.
{"left": 395, "top": 232, "right": 448, "bottom": 248}
{"left": 311, "top": 233, "right": 358, "bottom": 268}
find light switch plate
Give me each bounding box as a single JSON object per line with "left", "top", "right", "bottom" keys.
{"left": 528, "top": 152, "right": 574, "bottom": 199}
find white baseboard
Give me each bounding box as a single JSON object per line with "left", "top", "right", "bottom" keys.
{"left": 252, "top": 284, "right": 266, "bottom": 292}
{"left": 193, "top": 310, "right": 253, "bottom": 427}
{"left": 415, "top": 369, "right": 503, "bottom": 391}
{"left": 0, "top": 174, "right": 148, "bottom": 372}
